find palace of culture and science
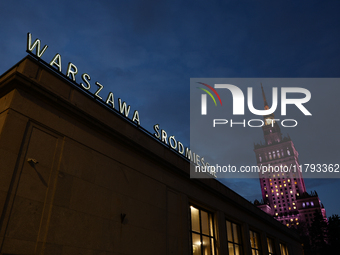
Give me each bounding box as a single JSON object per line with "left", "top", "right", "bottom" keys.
{"left": 254, "top": 85, "right": 327, "bottom": 230}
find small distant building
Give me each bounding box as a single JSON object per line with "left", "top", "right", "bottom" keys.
{"left": 297, "top": 191, "right": 327, "bottom": 226}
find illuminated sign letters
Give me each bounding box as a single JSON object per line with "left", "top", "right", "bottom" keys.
{"left": 27, "top": 33, "right": 140, "bottom": 125}
{"left": 153, "top": 124, "right": 216, "bottom": 177}
{"left": 26, "top": 33, "right": 212, "bottom": 177}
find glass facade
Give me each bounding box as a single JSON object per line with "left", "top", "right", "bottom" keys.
{"left": 226, "top": 220, "right": 243, "bottom": 255}
{"left": 190, "top": 205, "right": 216, "bottom": 255}
{"left": 249, "top": 230, "right": 262, "bottom": 255}
{"left": 189, "top": 205, "right": 292, "bottom": 255}
{"left": 267, "top": 237, "right": 275, "bottom": 255}
{"left": 280, "top": 243, "right": 289, "bottom": 255}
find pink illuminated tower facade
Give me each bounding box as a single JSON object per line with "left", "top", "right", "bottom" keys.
{"left": 254, "top": 85, "right": 327, "bottom": 228}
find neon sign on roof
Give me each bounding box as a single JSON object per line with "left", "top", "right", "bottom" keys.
{"left": 27, "top": 33, "right": 141, "bottom": 126}
{"left": 26, "top": 32, "right": 215, "bottom": 178}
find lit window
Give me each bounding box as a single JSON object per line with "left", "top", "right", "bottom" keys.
{"left": 267, "top": 237, "right": 275, "bottom": 255}
{"left": 226, "top": 220, "right": 243, "bottom": 255}
{"left": 293, "top": 207, "right": 296, "bottom": 210}
{"left": 249, "top": 230, "right": 262, "bottom": 255}
{"left": 302, "top": 202, "right": 305, "bottom": 208}
{"left": 266, "top": 194, "right": 268, "bottom": 197}
{"left": 277, "top": 150, "right": 281, "bottom": 158}
{"left": 311, "top": 202, "right": 314, "bottom": 206}
{"left": 190, "top": 205, "right": 216, "bottom": 255}
{"left": 306, "top": 202, "right": 310, "bottom": 206}
{"left": 286, "top": 148, "right": 290, "bottom": 156}
{"left": 280, "top": 243, "right": 289, "bottom": 255}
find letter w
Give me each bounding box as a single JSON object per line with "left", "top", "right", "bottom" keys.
{"left": 27, "top": 33, "right": 48, "bottom": 58}
{"left": 118, "top": 98, "right": 131, "bottom": 117}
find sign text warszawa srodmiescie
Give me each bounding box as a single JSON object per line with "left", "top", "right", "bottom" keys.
{"left": 26, "top": 33, "right": 216, "bottom": 178}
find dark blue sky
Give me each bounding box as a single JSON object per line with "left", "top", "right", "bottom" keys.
{"left": 1, "top": 0, "right": 340, "bottom": 216}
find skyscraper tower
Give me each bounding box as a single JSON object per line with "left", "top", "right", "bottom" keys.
{"left": 254, "top": 85, "right": 326, "bottom": 228}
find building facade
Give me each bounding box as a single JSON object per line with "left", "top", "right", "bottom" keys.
{"left": 254, "top": 85, "right": 327, "bottom": 229}
{"left": 0, "top": 55, "right": 304, "bottom": 255}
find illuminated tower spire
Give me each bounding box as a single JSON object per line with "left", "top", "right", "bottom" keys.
{"left": 260, "top": 84, "right": 282, "bottom": 145}
{"left": 261, "top": 83, "right": 269, "bottom": 110}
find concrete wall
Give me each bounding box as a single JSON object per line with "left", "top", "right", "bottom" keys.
{"left": 0, "top": 56, "right": 303, "bottom": 255}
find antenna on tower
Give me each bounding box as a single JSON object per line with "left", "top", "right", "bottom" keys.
{"left": 261, "top": 83, "right": 269, "bottom": 109}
